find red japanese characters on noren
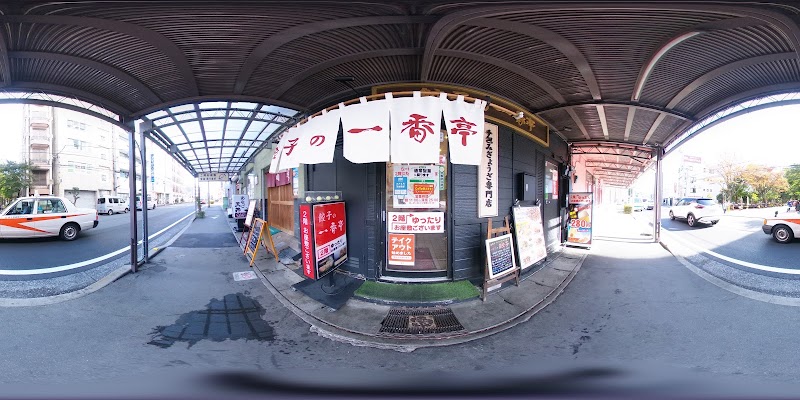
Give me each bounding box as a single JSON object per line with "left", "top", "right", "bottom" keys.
{"left": 401, "top": 113, "right": 434, "bottom": 143}
{"left": 449, "top": 116, "right": 477, "bottom": 146}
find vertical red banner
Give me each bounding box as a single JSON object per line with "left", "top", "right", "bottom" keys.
{"left": 312, "top": 202, "right": 348, "bottom": 279}
{"left": 299, "top": 204, "right": 314, "bottom": 279}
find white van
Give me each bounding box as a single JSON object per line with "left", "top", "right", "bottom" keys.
{"left": 96, "top": 196, "right": 129, "bottom": 215}
{"left": 135, "top": 195, "right": 156, "bottom": 210}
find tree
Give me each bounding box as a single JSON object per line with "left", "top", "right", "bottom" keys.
{"left": 786, "top": 165, "right": 800, "bottom": 200}
{"left": 67, "top": 187, "right": 81, "bottom": 205}
{"left": 743, "top": 164, "right": 789, "bottom": 205}
{"left": 712, "top": 158, "right": 748, "bottom": 204}
{"left": 0, "top": 161, "right": 32, "bottom": 206}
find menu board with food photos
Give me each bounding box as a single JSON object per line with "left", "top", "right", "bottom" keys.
{"left": 485, "top": 233, "right": 517, "bottom": 279}
{"left": 511, "top": 205, "right": 548, "bottom": 269}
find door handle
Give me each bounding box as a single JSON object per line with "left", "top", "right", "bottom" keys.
{"left": 61, "top": 216, "right": 66, "bottom": 218}
{"left": 26, "top": 218, "right": 32, "bottom": 221}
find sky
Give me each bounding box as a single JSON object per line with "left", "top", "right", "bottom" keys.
{"left": 664, "top": 104, "right": 800, "bottom": 169}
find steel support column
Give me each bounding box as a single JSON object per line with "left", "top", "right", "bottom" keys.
{"left": 139, "top": 122, "right": 150, "bottom": 263}
{"left": 654, "top": 146, "right": 664, "bottom": 242}
{"left": 125, "top": 119, "right": 138, "bottom": 273}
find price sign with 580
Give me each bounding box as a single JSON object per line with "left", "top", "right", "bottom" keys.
{"left": 570, "top": 219, "right": 590, "bottom": 228}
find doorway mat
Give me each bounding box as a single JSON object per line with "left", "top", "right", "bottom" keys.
{"left": 378, "top": 307, "right": 464, "bottom": 335}
{"left": 291, "top": 273, "right": 364, "bottom": 310}
{"left": 355, "top": 281, "right": 480, "bottom": 304}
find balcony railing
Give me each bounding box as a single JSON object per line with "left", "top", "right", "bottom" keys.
{"left": 29, "top": 135, "right": 51, "bottom": 147}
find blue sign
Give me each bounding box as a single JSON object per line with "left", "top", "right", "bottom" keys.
{"left": 394, "top": 176, "right": 408, "bottom": 195}
{"left": 151, "top": 177, "right": 154, "bottom": 183}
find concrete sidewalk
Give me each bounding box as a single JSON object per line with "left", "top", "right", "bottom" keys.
{"left": 228, "top": 219, "right": 585, "bottom": 351}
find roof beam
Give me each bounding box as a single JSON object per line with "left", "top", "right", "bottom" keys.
{"left": 465, "top": 18, "right": 600, "bottom": 100}
{"left": 596, "top": 105, "right": 609, "bottom": 140}
{"left": 1, "top": 14, "right": 198, "bottom": 96}
{"left": 234, "top": 15, "right": 436, "bottom": 94}
{"left": 624, "top": 108, "right": 635, "bottom": 142}
{"left": 565, "top": 108, "right": 591, "bottom": 139}
{"left": 10, "top": 51, "right": 162, "bottom": 104}
{"left": 667, "top": 52, "right": 796, "bottom": 109}
{"left": 270, "top": 48, "right": 423, "bottom": 100}
{"left": 537, "top": 101, "right": 692, "bottom": 121}
{"left": 7, "top": 81, "right": 132, "bottom": 116}
{"left": 437, "top": 49, "right": 566, "bottom": 103}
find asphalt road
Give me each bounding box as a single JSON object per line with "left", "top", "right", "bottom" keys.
{"left": 0, "top": 204, "right": 196, "bottom": 270}
{"left": 0, "top": 209, "right": 799, "bottom": 398}
{"left": 632, "top": 206, "right": 799, "bottom": 270}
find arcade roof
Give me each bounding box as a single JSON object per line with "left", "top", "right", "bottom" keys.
{"left": 1, "top": 1, "right": 798, "bottom": 181}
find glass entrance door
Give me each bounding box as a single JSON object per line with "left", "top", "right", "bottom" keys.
{"left": 383, "top": 135, "right": 448, "bottom": 279}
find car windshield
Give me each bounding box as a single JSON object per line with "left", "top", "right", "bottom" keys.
{"left": 697, "top": 199, "right": 716, "bottom": 206}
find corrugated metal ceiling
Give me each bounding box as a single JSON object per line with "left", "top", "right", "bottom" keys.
{"left": 0, "top": 1, "right": 797, "bottom": 181}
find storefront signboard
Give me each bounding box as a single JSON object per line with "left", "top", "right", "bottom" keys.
{"left": 511, "top": 205, "right": 548, "bottom": 269}
{"left": 244, "top": 199, "right": 257, "bottom": 227}
{"left": 388, "top": 233, "right": 415, "bottom": 266}
{"left": 567, "top": 192, "right": 593, "bottom": 247}
{"left": 388, "top": 212, "right": 444, "bottom": 233}
{"left": 393, "top": 164, "right": 440, "bottom": 208}
{"left": 301, "top": 201, "right": 348, "bottom": 280}
{"left": 479, "top": 124, "right": 499, "bottom": 217}
{"left": 485, "top": 233, "right": 517, "bottom": 279}
{"left": 233, "top": 194, "right": 249, "bottom": 220}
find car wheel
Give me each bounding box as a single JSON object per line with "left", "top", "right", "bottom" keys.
{"left": 773, "top": 225, "right": 794, "bottom": 244}
{"left": 125, "top": 208, "right": 129, "bottom": 213}
{"left": 669, "top": 210, "right": 675, "bottom": 220}
{"left": 59, "top": 223, "right": 80, "bottom": 241}
{"left": 687, "top": 214, "right": 696, "bottom": 227}
{"left": 107, "top": 209, "right": 114, "bottom": 215}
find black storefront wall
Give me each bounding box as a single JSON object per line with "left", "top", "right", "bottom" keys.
{"left": 305, "top": 136, "right": 379, "bottom": 280}
{"left": 451, "top": 125, "right": 568, "bottom": 281}
{"left": 305, "top": 125, "right": 567, "bottom": 282}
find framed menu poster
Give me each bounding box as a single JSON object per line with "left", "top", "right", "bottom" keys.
{"left": 485, "top": 233, "right": 517, "bottom": 280}
{"left": 511, "top": 205, "right": 548, "bottom": 269}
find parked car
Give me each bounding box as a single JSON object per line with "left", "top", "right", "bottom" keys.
{"left": 0, "top": 196, "right": 98, "bottom": 240}
{"left": 762, "top": 212, "right": 800, "bottom": 244}
{"left": 135, "top": 195, "right": 156, "bottom": 210}
{"left": 96, "top": 196, "right": 129, "bottom": 215}
{"left": 631, "top": 198, "right": 645, "bottom": 212}
{"left": 668, "top": 197, "right": 723, "bottom": 227}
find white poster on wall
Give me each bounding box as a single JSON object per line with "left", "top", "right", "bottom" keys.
{"left": 478, "top": 123, "right": 499, "bottom": 217}
{"left": 389, "top": 92, "right": 442, "bottom": 164}
{"left": 442, "top": 94, "right": 485, "bottom": 166}
{"left": 392, "top": 164, "right": 440, "bottom": 209}
{"left": 340, "top": 96, "right": 391, "bottom": 163}
{"left": 233, "top": 194, "right": 249, "bottom": 220}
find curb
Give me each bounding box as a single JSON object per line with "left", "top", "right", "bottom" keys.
{"left": 0, "top": 213, "right": 197, "bottom": 307}
{"left": 659, "top": 237, "right": 800, "bottom": 307}
{"left": 247, "top": 242, "right": 585, "bottom": 351}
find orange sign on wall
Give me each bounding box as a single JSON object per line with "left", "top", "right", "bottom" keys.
{"left": 388, "top": 233, "right": 415, "bottom": 266}
{"left": 412, "top": 183, "right": 436, "bottom": 195}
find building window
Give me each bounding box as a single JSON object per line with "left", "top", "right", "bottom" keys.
{"left": 67, "top": 120, "right": 87, "bottom": 130}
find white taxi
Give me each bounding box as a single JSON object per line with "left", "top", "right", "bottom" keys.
{"left": 762, "top": 212, "right": 800, "bottom": 244}
{"left": 0, "top": 196, "right": 98, "bottom": 241}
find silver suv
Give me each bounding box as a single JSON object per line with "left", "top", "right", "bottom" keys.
{"left": 668, "top": 197, "right": 723, "bottom": 227}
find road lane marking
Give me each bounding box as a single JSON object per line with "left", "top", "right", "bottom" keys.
{"left": 662, "top": 229, "right": 800, "bottom": 275}
{"left": 0, "top": 211, "right": 196, "bottom": 275}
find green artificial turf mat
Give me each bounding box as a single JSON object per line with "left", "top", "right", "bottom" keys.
{"left": 355, "top": 280, "right": 480, "bottom": 302}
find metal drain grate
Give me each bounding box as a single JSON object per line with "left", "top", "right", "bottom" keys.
{"left": 379, "top": 307, "right": 464, "bottom": 335}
